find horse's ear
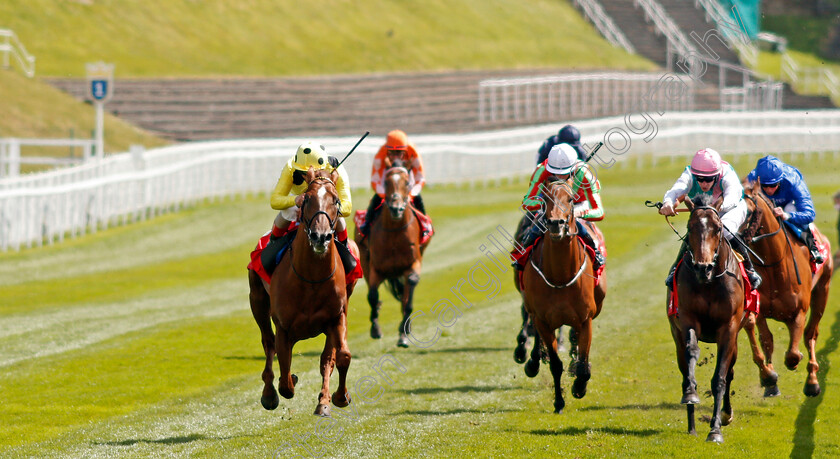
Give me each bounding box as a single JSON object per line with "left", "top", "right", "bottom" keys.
{"left": 713, "top": 196, "right": 724, "bottom": 211}
{"left": 305, "top": 167, "right": 316, "bottom": 184}
{"left": 684, "top": 198, "right": 694, "bottom": 212}
{"left": 329, "top": 168, "right": 339, "bottom": 184}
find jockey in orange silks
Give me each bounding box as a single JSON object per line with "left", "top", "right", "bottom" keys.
{"left": 516, "top": 143, "right": 605, "bottom": 270}
{"left": 359, "top": 129, "right": 426, "bottom": 236}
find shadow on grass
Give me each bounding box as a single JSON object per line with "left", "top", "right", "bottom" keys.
{"left": 530, "top": 426, "right": 661, "bottom": 437}
{"left": 96, "top": 434, "right": 214, "bottom": 446}
{"left": 579, "top": 402, "right": 765, "bottom": 416}
{"left": 410, "top": 346, "right": 510, "bottom": 355}
{"left": 790, "top": 297, "right": 840, "bottom": 458}
{"left": 399, "top": 408, "right": 520, "bottom": 416}
{"left": 395, "top": 385, "right": 516, "bottom": 395}
{"left": 222, "top": 350, "right": 321, "bottom": 360}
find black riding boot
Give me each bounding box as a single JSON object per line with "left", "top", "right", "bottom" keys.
{"left": 803, "top": 227, "right": 825, "bottom": 264}
{"left": 335, "top": 235, "right": 357, "bottom": 275}
{"left": 578, "top": 226, "right": 605, "bottom": 270}
{"left": 514, "top": 220, "right": 544, "bottom": 270}
{"left": 665, "top": 241, "right": 688, "bottom": 289}
{"left": 261, "top": 229, "right": 296, "bottom": 275}
{"left": 411, "top": 194, "right": 426, "bottom": 215}
{"left": 731, "top": 237, "right": 762, "bottom": 289}
{"left": 361, "top": 195, "right": 384, "bottom": 238}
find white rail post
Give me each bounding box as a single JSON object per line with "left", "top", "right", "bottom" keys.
{"left": 8, "top": 138, "right": 20, "bottom": 177}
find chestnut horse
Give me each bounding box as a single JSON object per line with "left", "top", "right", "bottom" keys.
{"left": 668, "top": 194, "right": 744, "bottom": 443}
{"left": 355, "top": 165, "right": 431, "bottom": 347}
{"left": 739, "top": 182, "right": 833, "bottom": 397}
{"left": 249, "top": 168, "right": 358, "bottom": 417}
{"left": 517, "top": 178, "right": 606, "bottom": 414}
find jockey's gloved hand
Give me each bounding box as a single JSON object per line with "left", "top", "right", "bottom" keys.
{"left": 328, "top": 156, "right": 340, "bottom": 168}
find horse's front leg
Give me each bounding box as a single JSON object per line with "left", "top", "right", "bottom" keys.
{"left": 331, "top": 311, "right": 352, "bottom": 408}
{"left": 397, "top": 262, "right": 421, "bottom": 348}
{"left": 315, "top": 330, "right": 337, "bottom": 417}
{"left": 784, "top": 310, "right": 806, "bottom": 371}
{"left": 743, "top": 312, "right": 779, "bottom": 397}
{"left": 524, "top": 318, "right": 543, "bottom": 379}
{"left": 682, "top": 328, "right": 701, "bottom": 406}
{"left": 571, "top": 319, "right": 592, "bottom": 399}
{"left": 534, "top": 319, "right": 565, "bottom": 413}
{"left": 707, "top": 324, "right": 739, "bottom": 443}
{"left": 275, "top": 326, "right": 298, "bottom": 400}
{"left": 668, "top": 317, "right": 695, "bottom": 435}
{"left": 367, "top": 270, "right": 384, "bottom": 339}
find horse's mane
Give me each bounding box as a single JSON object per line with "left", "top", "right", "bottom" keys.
{"left": 691, "top": 193, "right": 714, "bottom": 208}
{"left": 741, "top": 191, "right": 764, "bottom": 242}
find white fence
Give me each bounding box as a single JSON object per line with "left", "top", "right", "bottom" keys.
{"left": 782, "top": 54, "right": 840, "bottom": 102}
{"left": 2, "top": 110, "right": 840, "bottom": 250}
{"left": 0, "top": 28, "right": 35, "bottom": 77}
{"left": 478, "top": 72, "right": 696, "bottom": 124}
{"left": 0, "top": 138, "right": 95, "bottom": 178}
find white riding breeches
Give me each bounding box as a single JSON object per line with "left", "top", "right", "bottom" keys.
{"left": 721, "top": 199, "right": 748, "bottom": 241}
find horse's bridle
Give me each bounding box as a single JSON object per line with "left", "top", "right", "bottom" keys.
{"left": 683, "top": 205, "right": 731, "bottom": 278}
{"left": 300, "top": 177, "right": 340, "bottom": 238}
{"left": 543, "top": 182, "right": 579, "bottom": 239}
{"left": 744, "top": 193, "right": 783, "bottom": 243}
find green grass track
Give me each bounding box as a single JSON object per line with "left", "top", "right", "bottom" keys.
{"left": 1, "top": 153, "right": 839, "bottom": 458}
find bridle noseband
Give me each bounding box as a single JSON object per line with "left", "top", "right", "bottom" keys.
{"left": 300, "top": 177, "right": 340, "bottom": 238}
{"left": 684, "top": 205, "right": 727, "bottom": 276}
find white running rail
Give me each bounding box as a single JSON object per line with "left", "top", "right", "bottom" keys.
{"left": 782, "top": 53, "right": 840, "bottom": 102}
{"left": 0, "top": 138, "right": 95, "bottom": 178}
{"left": 478, "top": 72, "right": 696, "bottom": 124}
{"left": 572, "top": 0, "right": 636, "bottom": 53}
{"left": 0, "top": 28, "right": 35, "bottom": 77}
{"left": 2, "top": 110, "right": 840, "bottom": 251}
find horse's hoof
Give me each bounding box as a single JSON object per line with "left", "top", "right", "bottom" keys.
{"left": 396, "top": 334, "right": 409, "bottom": 348}
{"left": 572, "top": 383, "right": 587, "bottom": 399}
{"left": 524, "top": 359, "right": 540, "bottom": 378}
{"left": 785, "top": 352, "right": 803, "bottom": 371}
{"left": 554, "top": 399, "right": 565, "bottom": 414}
{"left": 261, "top": 392, "right": 280, "bottom": 410}
{"left": 804, "top": 383, "right": 821, "bottom": 397}
{"left": 370, "top": 323, "right": 382, "bottom": 339}
{"left": 513, "top": 345, "right": 527, "bottom": 364}
{"left": 706, "top": 431, "right": 724, "bottom": 443}
{"left": 333, "top": 391, "right": 351, "bottom": 408}
{"left": 314, "top": 404, "right": 331, "bottom": 417}
{"left": 292, "top": 374, "right": 299, "bottom": 386}
{"left": 721, "top": 410, "right": 733, "bottom": 426}
{"left": 681, "top": 391, "right": 700, "bottom": 405}
{"left": 760, "top": 371, "right": 779, "bottom": 387}
{"left": 763, "top": 385, "right": 781, "bottom": 398}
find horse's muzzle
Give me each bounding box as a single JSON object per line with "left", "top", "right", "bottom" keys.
{"left": 693, "top": 262, "right": 715, "bottom": 283}
{"left": 308, "top": 231, "right": 333, "bottom": 254}
{"left": 389, "top": 204, "right": 406, "bottom": 219}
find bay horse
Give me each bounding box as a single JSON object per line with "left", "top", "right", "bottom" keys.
{"left": 668, "top": 194, "right": 744, "bottom": 443}
{"left": 248, "top": 168, "right": 358, "bottom": 417}
{"left": 739, "top": 182, "right": 833, "bottom": 397}
{"left": 517, "top": 178, "right": 606, "bottom": 414}
{"left": 355, "top": 163, "right": 431, "bottom": 347}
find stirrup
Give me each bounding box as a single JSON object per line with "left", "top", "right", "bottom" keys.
{"left": 811, "top": 249, "right": 825, "bottom": 264}
{"left": 592, "top": 250, "right": 605, "bottom": 269}
{"left": 665, "top": 269, "right": 675, "bottom": 288}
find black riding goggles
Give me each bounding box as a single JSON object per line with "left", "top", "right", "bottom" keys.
{"left": 693, "top": 174, "right": 717, "bottom": 183}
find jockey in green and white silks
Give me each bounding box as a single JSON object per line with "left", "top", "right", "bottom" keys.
{"left": 659, "top": 148, "right": 760, "bottom": 289}
{"left": 518, "top": 143, "right": 605, "bottom": 270}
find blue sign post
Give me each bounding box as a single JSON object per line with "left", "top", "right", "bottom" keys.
{"left": 86, "top": 62, "right": 114, "bottom": 160}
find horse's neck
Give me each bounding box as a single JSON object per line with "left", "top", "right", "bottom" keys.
{"left": 541, "top": 234, "right": 582, "bottom": 277}
{"left": 753, "top": 206, "right": 788, "bottom": 257}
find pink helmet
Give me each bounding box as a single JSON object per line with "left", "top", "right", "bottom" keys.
{"left": 690, "top": 148, "right": 722, "bottom": 176}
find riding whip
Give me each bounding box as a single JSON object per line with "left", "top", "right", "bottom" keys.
{"left": 336, "top": 131, "right": 370, "bottom": 168}
{"left": 583, "top": 142, "right": 604, "bottom": 163}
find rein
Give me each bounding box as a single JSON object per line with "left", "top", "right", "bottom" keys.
{"left": 750, "top": 191, "right": 801, "bottom": 284}
{"left": 683, "top": 205, "right": 738, "bottom": 279}
{"left": 291, "top": 175, "right": 340, "bottom": 284}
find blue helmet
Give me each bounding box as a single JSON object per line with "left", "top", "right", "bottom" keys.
{"left": 755, "top": 155, "right": 785, "bottom": 185}
{"left": 558, "top": 125, "right": 581, "bottom": 145}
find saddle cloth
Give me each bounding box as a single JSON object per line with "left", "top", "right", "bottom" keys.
{"left": 668, "top": 259, "right": 760, "bottom": 317}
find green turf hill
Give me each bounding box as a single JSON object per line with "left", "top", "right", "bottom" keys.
{"left": 1, "top": 0, "right": 653, "bottom": 77}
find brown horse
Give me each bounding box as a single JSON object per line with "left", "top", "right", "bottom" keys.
{"left": 668, "top": 194, "right": 744, "bottom": 443}
{"left": 355, "top": 164, "right": 431, "bottom": 347}
{"left": 517, "top": 178, "right": 606, "bottom": 414}
{"left": 249, "top": 168, "right": 358, "bottom": 417}
{"left": 739, "top": 182, "right": 833, "bottom": 397}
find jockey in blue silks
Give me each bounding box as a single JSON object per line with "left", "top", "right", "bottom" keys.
{"left": 536, "top": 124, "right": 587, "bottom": 165}
{"left": 746, "top": 155, "right": 824, "bottom": 264}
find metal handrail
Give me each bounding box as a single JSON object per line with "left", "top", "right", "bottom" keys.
{"left": 572, "top": 0, "right": 636, "bottom": 53}
{"left": 634, "top": 0, "right": 695, "bottom": 56}
{"left": 694, "top": 0, "right": 758, "bottom": 67}
{"left": 0, "top": 28, "right": 35, "bottom": 77}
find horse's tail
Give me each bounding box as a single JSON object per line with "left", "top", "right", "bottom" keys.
{"left": 386, "top": 277, "right": 404, "bottom": 301}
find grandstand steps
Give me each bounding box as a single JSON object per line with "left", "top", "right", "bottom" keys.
{"left": 596, "top": 0, "right": 668, "bottom": 66}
